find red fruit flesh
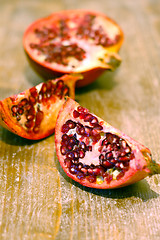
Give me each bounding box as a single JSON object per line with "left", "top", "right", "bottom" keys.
{"left": 55, "top": 98, "right": 160, "bottom": 189}
{"left": 23, "top": 9, "right": 123, "bottom": 87}
{"left": 0, "top": 74, "right": 81, "bottom": 140}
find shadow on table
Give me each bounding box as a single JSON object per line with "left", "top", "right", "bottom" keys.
{"left": 75, "top": 70, "right": 118, "bottom": 97}
{"left": 82, "top": 180, "right": 159, "bottom": 202}
{"left": 24, "top": 64, "right": 119, "bottom": 94}
{"left": 0, "top": 127, "right": 51, "bottom": 146}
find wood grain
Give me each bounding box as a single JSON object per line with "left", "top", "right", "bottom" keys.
{"left": 0, "top": 0, "right": 160, "bottom": 239}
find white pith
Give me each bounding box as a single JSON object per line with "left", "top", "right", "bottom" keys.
{"left": 25, "top": 13, "right": 120, "bottom": 72}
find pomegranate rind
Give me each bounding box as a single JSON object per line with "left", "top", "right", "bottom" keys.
{"left": 0, "top": 74, "right": 81, "bottom": 140}
{"left": 55, "top": 98, "right": 157, "bottom": 189}
{"left": 23, "top": 9, "right": 124, "bottom": 88}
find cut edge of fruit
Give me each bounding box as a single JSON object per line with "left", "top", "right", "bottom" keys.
{"left": 55, "top": 97, "right": 160, "bottom": 189}
{"left": 23, "top": 9, "right": 124, "bottom": 81}
{"left": 0, "top": 74, "right": 81, "bottom": 140}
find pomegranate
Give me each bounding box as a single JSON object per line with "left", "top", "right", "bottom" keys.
{"left": 23, "top": 9, "right": 123, "bottom": 87}
{"left": 0, "top": 74, "right": 81, "bottom": 140}
{"left": 55, "top": 98, "right": 160, "bottom": 189}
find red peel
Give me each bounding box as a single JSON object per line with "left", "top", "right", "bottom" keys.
{"left": 55, "top": 98, "right": 160, "bottom": 189}
{"left": 23, "top": 9, "right": 123, "bottom": 88}
{"left": 0, "top": 74, "right": 82, "bottom": 140}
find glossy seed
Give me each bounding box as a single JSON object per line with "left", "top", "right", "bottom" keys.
{"left": 11, "top": 105, "right": 18, "bottom": 114}
{"left": 61, "top": 123, "right": 70, "bottom": 133}
{"left": 35, "top": 110, "right": 44, "bottom": 126}
{"left": 73, "top": 110, "right": 80, "bottom": 118}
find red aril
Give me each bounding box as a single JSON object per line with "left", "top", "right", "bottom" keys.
{"left": 55, "top": 98, "right": 160, "bottom": 189}
{"left": 23, "top": 9, "right": 123, "bottom": 87}
{"left": 0, "top": 74, "right": 81, "bottom": 140}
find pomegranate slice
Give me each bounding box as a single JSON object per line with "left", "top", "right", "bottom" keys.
{"left": 0, "top": 74, "right": 81, "bottom": 140}
{"left": 55, "top": 98, "right": 160, "bottom": 189}
{"left": 23, "top": 9, "right": 123, "bottom": 87}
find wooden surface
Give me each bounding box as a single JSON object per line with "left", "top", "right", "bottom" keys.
{"left": 0, "top": 0, "right": 160, "bottom": 239}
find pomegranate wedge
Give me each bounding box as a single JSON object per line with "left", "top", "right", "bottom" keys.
{"left": 23, "top": 9, "right": 123, "bottom": 87}
{"left": 0, "top": 74, "right": 81, "bottom": 140}
{"left": 55, "top": 98, "right": 160, "bottom": 189}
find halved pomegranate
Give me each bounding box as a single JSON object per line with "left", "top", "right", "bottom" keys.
{"left": 23, "top": 9, "right": 123, "bottom": 87}
{"left": 0, "top": 74, "right": 81, "bottom": 140}
{"left": 55, "top": 98, "right": 160, "bottom": 189}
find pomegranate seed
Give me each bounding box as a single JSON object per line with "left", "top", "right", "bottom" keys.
{"left": 11, "top": 105, "right": 18, "bottom": 114}
{"left": 118, "top": 156, "right": 130, "bottom": 161}
{"left": 33, "top": 126, "right": 40, "bottom": 133}
{"left": 41, "top": 83, "right": 47, "bottom": 93}
{"left": 61, "top": 123, "right": 70, "bottom": 133}
{"left": 16, "top": 115, "right": 21, "bottom": 121}
{"left": 77, "top": 106, "right": 86, "bottom": 113}
{"left": 102, "top": 160, "right": 113, "bottom": 168}
{"left": 91, "top": 134, "right": 101, "bottom": 143}
{"left": 116, "top": 171, "right": 125, "bottom": 180}
{"left": 60, "top": 146, "right": 68, "bottom": 155}
{"left": 19, "top": 98, "right": 28, "bottom": 107}
{"left": 25, "top": 120, "right": 34, "bottom": 129}
{"left": 35, "top": 110, "right": 44, "bottom": 126}
{"left": 38, "top": 93, "right": 43, "bottom": 103}
{"left": 84, "top": 126, "right": 92, "bottom": 137}
{"left": 86, "top": 175, "right": 96, "bottom": 183}
{"left": 84, "top": 113, "right": 93, "bottom": 122}
{"left": 56, "top": 80, "right": 64, "bottom": 89}
{"left": 115, "top": 162, "right": 123, "bottom": 169}
{"left": 29, "top": 95, "right": 36, "bottom": 105}
{"left": 79, "top": 126, "right": 85, "bottom": 135}
{"left": 80, "top": 141, "right": 87, "bottom": 151}
{"left": 123, "top": 161, "right": 129, "bottom": 167}
{"left": 87, "top": 146, "right": 92, "bottom": 151}
{"left": 66, "top": 152, "right": 75, "bottom": 160}
{"left": 76, "top": 173, "right": 85, "bottom": 180}
{"left": 73, "top": 150, "right": 80, "bottom": 159}
{"left": 79, "top": 112, "right": 86, "bottom": 119}
{"left": 69, "top": 165, "right": 78, "bottom": 174}
{"left": 17, "top": 108, "right": 24, "bottom": 115}
{"left": 105, "top": 174, "right": 113, "bottom": 183}
{"left": 69, "top": 136, "right": 79, "bottom": 146}
{"left": 62, "top": 134, "right": 69, "bottom": 141}
{"left": 94, "top": 123, "right": 103, "bottom": 131}
{"left": 73, "top": 110, "right": 80, "bottom": 118}
{"left": 93, "top": 167, "right": 104, "bottom": 176}
{"left": 46, "top": 80, "right": 52, "bottom": 91}
{"left": 54, "top": 88, "right": 63, "bottom": 98}
{"left": 90, "top": 116, "right": 98, "bottom": 125}
{"left": 64, "top": 159, "right": 72, "bottom": 168}
{"left": 66, "top": 120, "right": 76, "bottom": 129}
{"left": 106, "top": 144, "right": 113, "bottom": 152}
{"left": 28, "top": 107, "right": 35, "bottom": 116}
{"left": 81, "top": 167, "right": 88, "bottom": 174}
{"left": 30, "top": 87, "right": 38, "bottom": 98}
{"left": 79, "top": 149, "right": 85, "bottom": 158}
{"left": 99, "top": 154, "right": 104, "bottom": 161}
{"left": 105, "top": 152, "right": 113, "bottom": 160}
{"left": 102, "top": 138, "right": 108, "bottom": 146}
{"left": 91, "top": 128, "right": 99, "bottom": 136}
{"left": 63, "top": 86, "right": 69, "bottom": 96}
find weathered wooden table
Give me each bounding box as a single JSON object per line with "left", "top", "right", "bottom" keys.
{"left": 0, "top": 0, "right": 160, "bottom": 239}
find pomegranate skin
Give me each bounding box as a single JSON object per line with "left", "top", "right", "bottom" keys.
{"left": 25, "top": 54, "right": 107, "bottom": 88}
{"left": 55, "top": 98, "right": 160, "bottom": 189}
{"left": 0, "top": 74, "right": 81, "bottom": 140}
{"left": 23, "top": 9, "right": 124, "bottom": 88}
